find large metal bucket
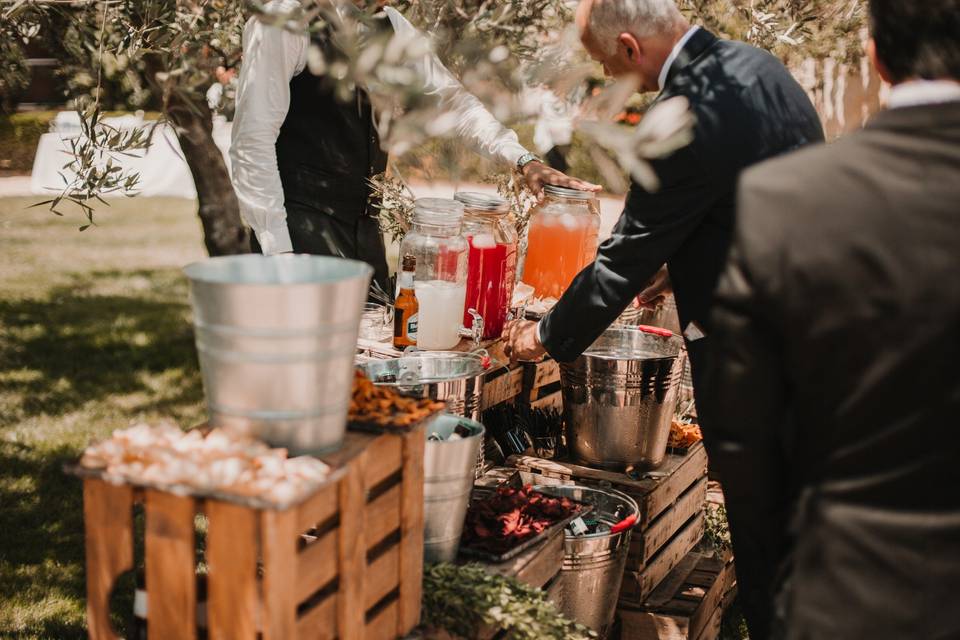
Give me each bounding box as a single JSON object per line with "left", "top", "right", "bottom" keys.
{"left": 534, "top": 484, "right": 639, "bottom": 636}
{"left": 184, "top": 254, "right": 373, "bottom": 455}
{"left": 423, "top": 415, "right": 485, "bottom": 562}
{"left": 561, "top": 327, "right": 684, "bottom": 470}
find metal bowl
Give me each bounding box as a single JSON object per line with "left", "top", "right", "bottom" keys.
{"left": 358, "top": 352, "right": 486, "bottom": 420}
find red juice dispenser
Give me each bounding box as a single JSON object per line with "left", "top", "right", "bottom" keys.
{"left": 454, "top": 192, "right": 518, "bottom": 340}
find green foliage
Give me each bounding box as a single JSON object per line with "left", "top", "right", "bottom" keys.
{"left": 705, "top": 503, "right": 732, "bottom": 553}
{"left": 422, "top": 563, "right": 596, "bottom": 640}
{"left": 0, "top": 110, "right": 56, "bottom": 172}
{"left": 680, "top": 0, "right": 867, "bottom": 64}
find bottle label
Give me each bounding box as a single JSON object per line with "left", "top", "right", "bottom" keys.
{"left": 407, "top": 314, "right": 418, "bottom": 341}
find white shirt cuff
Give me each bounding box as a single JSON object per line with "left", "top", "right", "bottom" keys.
{"left": 503, "top": 144, "right": 530, "bottom": 169}
{"left": 256, "top": 221, "right": 293, "bottom": 255}
{"left": 536, "top": 319, "right": 544, "bottom": 348}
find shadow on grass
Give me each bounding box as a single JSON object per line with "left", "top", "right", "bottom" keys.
{"left": 0, "top": 267, "right": 203, "bottom": 638}
{"left": 0, "top": 268, "right": 203, "bottom": 426}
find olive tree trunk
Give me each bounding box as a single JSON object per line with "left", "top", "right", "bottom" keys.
{"left": 167, "top": 101, "right": 250, "bottom": 256}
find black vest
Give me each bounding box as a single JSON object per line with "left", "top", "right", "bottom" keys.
{"left": 275, "top": 16, "right": 390, "bottom": 223}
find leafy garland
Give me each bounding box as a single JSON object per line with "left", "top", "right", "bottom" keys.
{"left": 421, "top": 563, "right": 596, "bottom": 640}
{"left": 368, "top": 169, "right": 537, "bottom": 244}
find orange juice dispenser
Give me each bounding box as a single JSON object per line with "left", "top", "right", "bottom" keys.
{"left": 522, "top": 185, "right": 601, "bottom": 300}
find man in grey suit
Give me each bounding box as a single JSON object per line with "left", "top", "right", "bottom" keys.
{"left": 702, "top": 0, "right": 960, "bottom": 637}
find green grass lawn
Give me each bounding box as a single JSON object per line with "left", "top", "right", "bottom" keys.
{"left": 0, "top": 197, "right": 208, "bottom": 638}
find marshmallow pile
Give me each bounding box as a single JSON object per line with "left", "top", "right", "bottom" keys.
{"left": 80, "top": 422, "right": 331, "bottom": 505}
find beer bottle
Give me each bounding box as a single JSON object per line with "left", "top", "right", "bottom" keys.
{"left": 393, "top": 254, "right": 418, "bottom": 348}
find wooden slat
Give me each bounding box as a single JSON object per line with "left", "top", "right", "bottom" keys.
{"left": 365, "top": 483, "right": 401, "bottom": 548}
{"left": 361, "top": 434, "right": 403, "bottom": 490}
{"left": 366, "top": 599, "right": 400, "bottom": 640}
{"left": 83, "top": 479, "right": 134, "bottom": 640}
{"left": 630, "top": 477, "right": 708, "bottom": 566}
{"left": 486, "top": 527, "right": 564, "bottom": 589}
{"left": 524, "top": 359, "right": 561, "bottom": 398}
{"left": 693, "top": 601, "right": 724, "bottom": 640}
{"left": 296, "top": 531, "right": 338, "bottom": 605}
{"left": 144, "top": 490, "right": 197, "bottom": 640}
{"left": 480, "top": 366, "right": 523, "bottom": 410}
{"left": 296, "top": 483, "right": 338, "bottom": 534}
{"left": 365, "top": 546, "right": 400, "bottom": 610}
{"left": 643, "top": 551, "right": 704, "bottom": 609}
{"left": 530, "top": 389, "right": 563, "bottom": 411}
{"left": 206, "top": 501, "right": 259, "bottom": 640}
{"left": 295, "top": 595, "right": 336, "bottom": 640}
{"left": 617, "top": 610, "right": 690, "bottom": 640}
{"left": 262, "top": 508, "right": 298, "bottom": 640}
{"left": 337, "top": 460, "right": 366, "bottom": 640}
{"left": 397, "top": 426, "right": 425, "bottom": 634}
{"left": 620, "top": 512, "right": 705, "bottom": 606}
{"left": 644, "top": 445, "right": 708, "bottom": 526}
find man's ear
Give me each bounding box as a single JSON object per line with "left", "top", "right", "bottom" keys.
{"left": 867, "top": 38, "right": 896, "bottom": 84}
{"left": 618, "top": 32, "right": 642, "bottom": 62}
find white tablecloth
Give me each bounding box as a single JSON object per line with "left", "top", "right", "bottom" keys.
{"left": 30, "top": 118, "right": 232, "bottom": 199}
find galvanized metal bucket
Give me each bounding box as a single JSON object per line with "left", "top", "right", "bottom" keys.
{"left": 183, "top": 254, "right": 373, "bottom": 455}
{"left": 423, "top": 414, "right": 485, "bottom": 562}
{"left": 561, "top": 327, "right": 684, "bottom": 470}
{"left": 358, "top": 351, "right": 486, "bottom": 420}
{"left": 534, "top": 484, "right": 639, "bottom": 636}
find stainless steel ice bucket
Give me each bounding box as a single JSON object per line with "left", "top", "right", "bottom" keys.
{"left": 357, "top": 352, "right": 486, "bottom": 420}
{"left": 561, "top": 327, "right": 684, "bottom": 470}
{"left": 183, "top": 254, "right": 373, "bottom": 455}
{"left": 534, "top": 484, "right": 639, "bottom": 636}
{"left": 423, "top": 414, "right": 485, "bottom": 562}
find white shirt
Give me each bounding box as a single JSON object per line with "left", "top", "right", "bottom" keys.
{"left": 230, "top": 1, "right": 530, "bottom": 254}
{"left": 658, "top": 26, "right": 701, "bottom": 92}
{"left": 887, "top": 80, "right": 960, "bottom": 109}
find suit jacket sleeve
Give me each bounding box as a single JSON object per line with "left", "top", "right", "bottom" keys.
{"left": 699, "top": 169, "right": 792, "bottom": 637}
{"left": 539, "top": 144, "right": 719, "bottom": 362}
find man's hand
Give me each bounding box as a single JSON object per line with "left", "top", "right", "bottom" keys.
{"left": 521, "top": 160, "right": 601, "bottom": 196}
{"left": 636, "top": 266, "right": 672, "bottom": 309}
{"left": 502, "top": 319, "right": 547, "bottom": 364}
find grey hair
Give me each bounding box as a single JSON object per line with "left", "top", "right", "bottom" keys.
{"left": 587, "top": 0, "right": 684, "bottom": 54}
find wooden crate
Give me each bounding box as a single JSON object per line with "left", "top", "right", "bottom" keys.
{"left": 618, "top": 548, "right": 736, "bottom": 640}
{"left": 80, "top": 428, "right": 425, "bottom": 640}
{"left": 509, "top": 443, "right": 709, "bottom": 605}
{"left": 519, "top": 358, "right": 563, "bottom": 412}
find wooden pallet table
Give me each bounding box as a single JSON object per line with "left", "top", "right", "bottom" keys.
{"left": 75, "top": 427, "right": 425, "bottom": 640}
{"left": 617, "top": 548, "right": 736, "bottom": 640}
{"left": 509, "top": 443, "right": 709, "bottom": 606}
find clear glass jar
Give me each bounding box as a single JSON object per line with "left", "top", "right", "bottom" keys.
{"left": 455, "top": 191, "right": 518, "bottom": 339}
{"left": 398, "top": 198, "right": 468, "bottom": 350}
{"left": 522, "top": 184, "right": 601, "bottom": 300}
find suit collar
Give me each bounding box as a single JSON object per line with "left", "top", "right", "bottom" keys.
{"left": 661, "top": 28, "right": 719, "bottom": 90}
{"left": 866, "top": 101, "right": 960, "bottom": 132}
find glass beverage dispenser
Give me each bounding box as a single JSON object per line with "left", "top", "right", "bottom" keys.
{"left": 398, "top": 198, "right": 468, "bottom": 350}
{"left": 454, "top": 191, "right": 518, "bottom": 340}
{"left": 522, "top": 185, "right": 601, "bottom": 300}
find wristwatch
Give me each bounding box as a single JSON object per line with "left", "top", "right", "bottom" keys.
{"left": 516, "top": 152, "right": 542, "bottom": 172}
